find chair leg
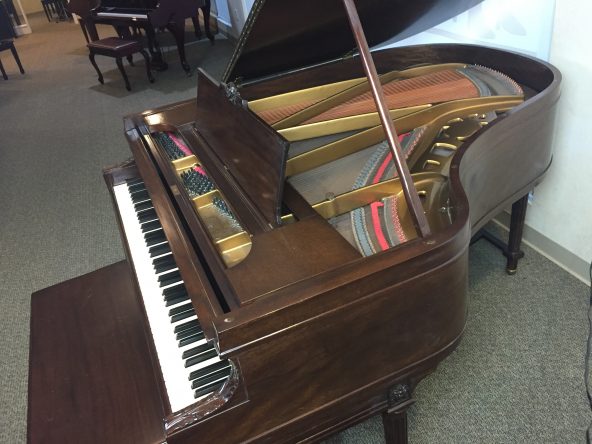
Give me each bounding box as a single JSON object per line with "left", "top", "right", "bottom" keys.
{"left": 9, "top": 43, "right": 25, "bottom": 74}
{"left": 202, "top": 1, "right": 214, "bottom": 44}
{"left": 115, "top": 57, "right": 131, "bottom": 91}
{"left": 79, "top": 20, "right": 90, "bottom": 43}
{"left": 191, "top": 15, "right": 202, "bottom": 39}
{"left": 42, "top": 3, "right": 51, "bottom": 22}
{"left": 88, "top": 53, "right": 103, "bottom": 84}
{"left": 126, "top": 55, "right": 134, "bottom": 66}
{"left": 139, "top": 49, "right": 154, "bottom": 83}
{"left": 0, "top": 58, "right": 7, "bottom": 80}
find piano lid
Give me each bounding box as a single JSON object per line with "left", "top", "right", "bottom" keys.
{"left": 223, "top": 0, "right": 483, "bottom": 84}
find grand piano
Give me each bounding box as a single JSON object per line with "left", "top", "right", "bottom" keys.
{"left": 27, "top": 0, "right": 561, "bottom": 443}
{"left": 68, "top": 0, "right": 214, "bottom": 73}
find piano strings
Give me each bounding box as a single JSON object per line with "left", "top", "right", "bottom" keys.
{"left": 249, "top": 64, "right": 525, "bottom": 256}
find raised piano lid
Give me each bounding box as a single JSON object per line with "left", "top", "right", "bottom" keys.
{"left": 205, "top": 0, "right": 484, "bottom": 231}
{"left": 222, "top": 0, "right": 484, "bottom": 85}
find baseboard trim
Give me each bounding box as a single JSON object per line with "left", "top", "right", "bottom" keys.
{"left": 493, "top": 212, "right": 590, "bottom": 286}
{"left": 210, "top": 13, "right": 237, "bottom": 41}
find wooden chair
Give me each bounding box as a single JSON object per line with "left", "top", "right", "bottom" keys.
{"left": 0, "top": 39, "right": 25, "bottom": 80}
{"left": 87, "top": 36, "right": 154, "bottom": 91}
{"left": 40, "top": 0, "right": 69, "bottom": 22}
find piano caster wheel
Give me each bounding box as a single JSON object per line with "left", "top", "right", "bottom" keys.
{"left": 506, "top": 267, "right": 517, "bottom": 275}
{"left": 182, "top": 64, "right": 192, "bottom": 77}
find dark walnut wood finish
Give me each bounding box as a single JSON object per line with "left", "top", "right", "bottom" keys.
{"left": 27, "top": 42, "right": 560, "bottom": 444}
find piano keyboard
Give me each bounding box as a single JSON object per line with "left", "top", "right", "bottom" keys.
{"left": 96, "top": 11, "right": 148, "bottom": 19}
{"left": 113, "top": 178, "right": 231, "bottom": 413}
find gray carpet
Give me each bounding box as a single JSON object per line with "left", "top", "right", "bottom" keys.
{"left": 0, "top": 14, "right": 589, "bottom": 443}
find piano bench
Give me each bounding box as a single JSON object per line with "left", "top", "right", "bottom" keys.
{"left": 87, "top": 37, "right": 154, "bottom": 91}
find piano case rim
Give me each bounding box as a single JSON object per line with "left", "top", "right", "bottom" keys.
{"left": 120, "top": 42, "right": 560, "bottom": 356}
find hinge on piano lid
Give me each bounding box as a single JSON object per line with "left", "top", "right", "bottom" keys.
{"left": 224, "top": 81, "right": 248, "bottom": 109}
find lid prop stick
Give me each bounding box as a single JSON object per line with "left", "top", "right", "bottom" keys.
{"left": 341, "top": 0, "right": 431, "bottom": 238}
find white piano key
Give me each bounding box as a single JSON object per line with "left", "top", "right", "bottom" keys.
{"left": 114, "top": 182, "right": 199, "bottom": 412}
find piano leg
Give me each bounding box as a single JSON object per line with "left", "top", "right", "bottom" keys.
{"left": 143, "top": 25, "right": 168, "bottom": 72}
{"left": 139, "top": 49, "right": 155, "bottom": 84}
{"left": 504, "top": 193, "right": 528, "bottom": 274}
{"left": 165, "top": 21, "right": 191, "bottom": 75}
{"left": 471, "top": 193, "right": 529, "bottom": 274}
{"left": 201, "top": 1, "right": 215, "bottom": 44}
{"left": 191, "top": 16, "right": 201, "bottom": 39}
{"left": 382, "top": 384, "right": 415, "bottom": 444}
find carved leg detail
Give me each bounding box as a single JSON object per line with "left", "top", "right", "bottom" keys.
{"left": 88, "top": 53, "right": 103, "bottom": 84}
{"left": 382, "top": 384, "right": 414, "bottom": 444}
{"left": 115, "top": 57, "right": 131, "bottom": 91}
{"left": 140, "top": 49, "right": 154, "bottom": 83}
{"left": 505, "top": 194, "right": 528, "bottom": 274}
{"left": 166, "top": 21, "right": 190, "bottom": 74}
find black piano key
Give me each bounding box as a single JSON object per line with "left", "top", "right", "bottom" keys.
{"left": 191, "top": 366, "right": 231, "bottom": 390}
{"left": 178, "top": 330, "right": 205, "bottom": 347}
{"left": 145, "top": 229, "right": 166, "bottom": 246}
{"left": 137, "top": 208, "right": 157, "bottom": 223}
{"left": 149, "top": 242, "right": 171, "bottom": 257}
{"left": 134, "top": 200, "right": 153, "bottom": 212}
{"left": 165, "top": 293, "right": 190, "bottom": 307}
{"left": 154, "top": 255, "right": 176, "bottom": 274}
{"left": 162, "top": 282, "right": 186, "bottom": 298}
{"left": 130, "top": 189, "right": 150, "bottom": 203}
{"left": 128, "top": 182, "right": 146, "bottom": 190}
{"left": 176, "top": 325, "right": 203, "bottom": 341}
{"left": 141, "top": 219, "right": 162, "bottom": 233}
{"left": 153, "top": 253, "right": 174, "bottom": 268}
{"left": 174, "top": 319, "right": 200, "bottom": 334}
{"left": 182, "top": 342, "right": 213, "bottom": 360}
{"left": 126, "top": 178, "right": 144, "bottom": 186}
{"left": 158, "top": 270, "right": 181, "bottom": 287}
{"left": 194, "top": 380, "right": 225, "bottom": 399}
{"left": 171, "top": 310, "right": 194, "bottom": 323}
{"left": 185, "top": 348, "right": 217, "bottom": 368}
{"left": 188, "top": 360, "right": 229, "bottom": 381}
{"left": 164, "top": 291, "right": 189, "bottom": 305}
{"left": 169, "top": 303, "right": 195, "bottom": 323}
{"left": 128, "top": 185, "right": 146, "bottom": 196}
{"left": 169, "top": 302, "right": 194, "bottom": 316}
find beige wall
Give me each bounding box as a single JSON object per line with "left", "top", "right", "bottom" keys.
{"left": 21, "top": 0, "right": 43, "bottom": 15}
{"left": 523, "top": 0, "right": 592, "bottom": 281}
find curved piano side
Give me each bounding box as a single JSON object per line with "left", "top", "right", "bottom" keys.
{"left": 451, "top": 52, "right": 561, "bottom": 235}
